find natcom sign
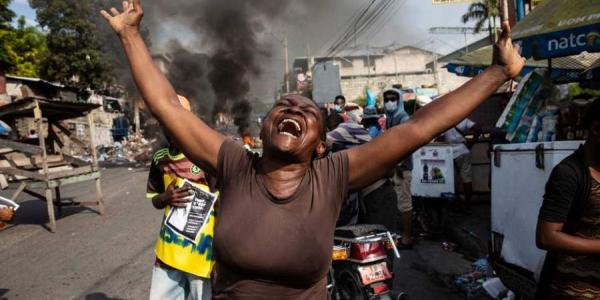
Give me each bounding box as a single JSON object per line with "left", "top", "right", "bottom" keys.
{"left": 516, "top": 23, "right": 600, "bottom": 58}
{"left": 432, "top": 0, "right": 475, "bottom": 5}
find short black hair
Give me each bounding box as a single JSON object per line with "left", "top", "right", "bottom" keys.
{"left": 585, "top": 98, "right": 600, "bottom": 129}
{"left": 326, "top": 113, "right": 345, "bottom": 131}
{"left": 334, "top": 95, "right": 346, "bottom": 103}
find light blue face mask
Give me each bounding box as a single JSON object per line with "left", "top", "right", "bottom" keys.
{"left": 384, "top": 100, "right": 398, "bottom": 113}
{"left": 334, "top": 105, "right": 342, "bottom": 113}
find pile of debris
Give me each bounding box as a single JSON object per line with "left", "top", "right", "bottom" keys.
{"left": 97, "top": 132, "right": 157, "bottom": 164}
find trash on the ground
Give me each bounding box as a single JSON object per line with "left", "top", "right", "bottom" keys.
{"left": 482, "top": 277, "right": 512, "bottom": 300}
{"left": 96, "top": 133, "right": 157, "bottom": 163}
{"left": 502, "top": 290, "right": 515, "bottom": 300}
{"left": 454, "top": 257, "right": 496, "bottom": 299}
{"left": 472, "top": 257, "right": 494, "bottom": 277}
{"left": 441, "top": 241, "right": 458, "bottom": 252}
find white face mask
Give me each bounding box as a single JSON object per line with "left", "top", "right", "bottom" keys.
{"left": 384, "top": 101, "right": 398, "bottom": 113}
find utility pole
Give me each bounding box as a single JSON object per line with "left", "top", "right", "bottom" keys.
{"left": 305, "top": 42, "right": 312, "bottom": 70}
{"left": 433, "top": 51, "right": 440, "bottom": 89}
{"left": 367, "top": 44, "right": 371, "bottom": 83}
{"left": 268, "top": 31, "right": 290, "bottom": 94}
{"left": 284, "top": 35, "right": 290, "bottom": 94}
{"left": 134, "top": 102, "right": 140, "bottom": 134}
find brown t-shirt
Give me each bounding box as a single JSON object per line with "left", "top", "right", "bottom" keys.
{"left": 213, "top": 140, "right": 349, "bottom": 299}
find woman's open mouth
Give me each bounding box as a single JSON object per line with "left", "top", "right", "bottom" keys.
{"left": 277, "top": 118, "right": 302, "bottom": 139}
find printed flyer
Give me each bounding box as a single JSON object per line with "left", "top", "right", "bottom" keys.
{"left": 165, "top": 180, "right": 216, "bottom": 244}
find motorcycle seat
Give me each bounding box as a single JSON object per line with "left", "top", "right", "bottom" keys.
{"left": 334, "top": 224, "right": 388, "bottom": 238}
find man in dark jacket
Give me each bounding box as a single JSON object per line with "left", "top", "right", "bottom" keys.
{"left": 384, "top": 87, "right": 414, "bottom": 247}
{"left": 536, "top": 98, "right": 600, "bottom": 299}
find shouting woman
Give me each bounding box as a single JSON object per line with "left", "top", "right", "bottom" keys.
{"left": 101, "top": 1, "right": 525, "bottom": 298}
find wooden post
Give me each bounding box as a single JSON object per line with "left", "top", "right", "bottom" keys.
{"left": 35, "top": 100, "right": 55, "bottom": 232}
{"left": 87, "top": 112, "right": 105, "bottom": 215}
{"left": 54, "top": 187, "right": 62, "bottom": 217}
{"left": 11, "top": 182, "right": 27, "bottom": 201}
{"left": 87, "top": 113, "right": 98, "bottom": 169}
{"left": 45, "top": 188, "right": 56, "bottom": 232}
{"left": 34, "top": 100, "right": 49, "bottom": 179}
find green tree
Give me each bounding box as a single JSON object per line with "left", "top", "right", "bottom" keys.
{"left": 0, "top": 0, "right": 15, "bottom": 30}
{"left": 30, "top": 0, "right": 150, "bottom": 95}
{"left": 30, "top": 0, "right": 112, "bottom": 91}
{"left": 0, "top": 16, "right": 47, "bottom": 77}
{"left": 462, "top": 0, "right": 499, "bottom": 42}
{"left": 0, "top": 0, "right": 14, "bottom": 74}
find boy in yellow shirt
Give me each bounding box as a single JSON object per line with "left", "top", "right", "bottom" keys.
{"left": 146, "top": 97, "right": 215, "bottom": 300}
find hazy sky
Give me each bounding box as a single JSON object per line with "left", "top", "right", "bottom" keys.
{"left": 9, "top": 0, "right": 489, "bottom": 101}
{"left": 10, "top": 0, "right": 487, "bottom": 56}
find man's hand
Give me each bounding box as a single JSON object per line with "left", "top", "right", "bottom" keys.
{"left": 161, "top": 183, "right": 194, "bottom": 208}
{"left": 0, "top": 207, "right": 14, "bottom": 222}
{"left": 493, "top": 21, "right": 526, "bottom": 80}
{"left": 100, "top": 0, "right": 144, "bottom": 37}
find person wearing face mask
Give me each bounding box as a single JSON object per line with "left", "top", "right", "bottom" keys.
{"left": 333, "top": 95, "right": 346, "bottom": 113}
{"left": 384, "top": 87, "right": 414, "bottom": 248}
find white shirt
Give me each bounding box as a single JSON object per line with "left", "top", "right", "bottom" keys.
{"left": 443, "top": 118, "right": 475, "bottom": 159}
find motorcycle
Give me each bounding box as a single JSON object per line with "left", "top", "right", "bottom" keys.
{"left": 328, "top": 224, "right": 407, "bottom": 300}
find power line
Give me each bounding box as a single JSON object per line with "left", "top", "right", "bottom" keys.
{"left": 314, "top": 1, "right": 373, "bottom": 56}
{"left": 325, "top": 0, "right": 399, "bottom": 58}
{"left": 365, "top": 0, "right": 408, "bottom": 42}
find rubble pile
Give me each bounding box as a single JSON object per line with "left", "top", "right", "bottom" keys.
{"left": 97, "top": 133, "right": 157, "bottom": 164}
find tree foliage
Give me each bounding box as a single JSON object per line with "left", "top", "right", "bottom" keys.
{"left": 0, "top": 0, "right": 15, "bottom": 30}
{"left": 462, "top": 0, "right": 499, "bottom": 41}
{"left": 0, "top": 16, "right": 47, "bottom": 77}
{"left": 30, "top": 0, "right": 150, "bottom": 94}
{"left": 0, "top": 0, "right": 14, "bottom": 71}
{"left": 30, "top": 0, "right": 113, "bottom": 91}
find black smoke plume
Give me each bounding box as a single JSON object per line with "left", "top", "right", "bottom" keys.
{"left": 94, "top": 0, "right": 371, "bottom": 134}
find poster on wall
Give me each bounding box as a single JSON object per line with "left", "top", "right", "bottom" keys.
{"left": 411, "top": 145, "right": 455, "bottom": 198}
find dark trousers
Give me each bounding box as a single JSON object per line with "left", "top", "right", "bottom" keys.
{"left": 359, "top": 181, "right": 399, "bottom": 232}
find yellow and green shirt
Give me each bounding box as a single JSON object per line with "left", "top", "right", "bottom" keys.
{"left": 146, "top": 148, "right": 216, "bottom": 278}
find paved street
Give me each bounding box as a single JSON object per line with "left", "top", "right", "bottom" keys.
{"left": 1, "top": 166, "right": 466, "bottom": 300}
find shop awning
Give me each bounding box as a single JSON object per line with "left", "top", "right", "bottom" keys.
{"left": 444, "top": 45, "right": 600, "bottom": 82}
{"left": 511, "top": 0, "right": 600, "bottom": 59}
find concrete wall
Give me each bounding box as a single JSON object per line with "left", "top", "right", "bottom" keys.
{"left": 335, "top": 47, "right": 435, "bottom": 78}
{"left": 308, "top": 47, "right": 471, "bottom": 102}
{"left": 297, "top": 47, "right": 472, "bottom": 103}
{"left": 339, "top": 67, "right": 470, "bottom": 102}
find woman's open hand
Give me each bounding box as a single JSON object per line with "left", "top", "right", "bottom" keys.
{"left": 100, "top": 0, "right": 144, "bottom": 37}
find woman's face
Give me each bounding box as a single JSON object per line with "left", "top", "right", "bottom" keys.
{"left": 261, "top": 96, "right": 324, "bottom": 161}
